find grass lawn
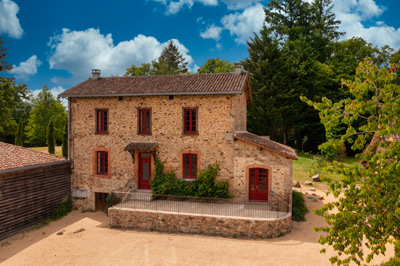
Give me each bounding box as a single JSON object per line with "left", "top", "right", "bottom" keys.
{"left": 293, "top": 152, "right": 361, "bottom": 190}
{"left": 28, "top": 146, "right": 63, "bottom": 157}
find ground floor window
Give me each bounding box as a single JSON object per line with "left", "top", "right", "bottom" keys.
{"left": 183, "top": 153, "right": 197, "bottom": 179}
{"left": 97, "top": 151, "right": 108, "bottom": 175}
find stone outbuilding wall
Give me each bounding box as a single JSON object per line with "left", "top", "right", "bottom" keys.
{"left": 109, "top": 208, "right": 292, "bottom": 239}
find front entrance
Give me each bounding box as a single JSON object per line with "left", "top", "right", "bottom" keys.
{"left": 249, "top": 168, "right": 268, "bottom": 202}
{"left": 138, "top": 152, "right": 151, "bottom": 189}
{"left": 95, "top": 192, "right": 109, "bottom": 211}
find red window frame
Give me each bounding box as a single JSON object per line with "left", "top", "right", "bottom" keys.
{"left": 96, "top": 109, "right": 108, "bottom": 134}
{"left": 183, "top": 153, "right": 197, "bottom": 179}
{"left": 138, "top": 109, "right": 151, "bottom": 134}
{"left": 97, "top": 151, "right": 108, "bottom": 175}
{"left": 183, "top": 108, "right": 197, "bottom": 134}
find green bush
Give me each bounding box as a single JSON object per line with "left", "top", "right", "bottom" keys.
{"left": 292, "top": 191, "right": 308, "bottom": 221}
{"left": 150, "top": 158, "right": 232, "bottom": 198}
{"left": 50, "top": 197, "right": 73, "bottom": 220}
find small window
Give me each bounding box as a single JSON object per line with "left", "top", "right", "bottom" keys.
{"left": 183, "top": 153, "right": 197, "bottom": 179}
{"left": 183, "top": 108, "right": 197, "bottom": 134}
{"left": 138, "top": 109, "right": 151, "bottom": 134}
{"left": 96, "top": 109, "right": 108, "bottom": 134}
{"left": 97, "top": 151, "right": 108, "bottom": 175}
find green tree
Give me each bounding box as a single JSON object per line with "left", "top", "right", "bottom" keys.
{"left": 244, "top": 0, "right": 341, "bottom": 150}
{"left": 197, "top": 58, "right": 234, "bottom": 74}
{"left": 153, "top": 41, "right": 189, "bottom": 75}
{"left": 25, "top": 85, "right": 67, "bottom": 146}
{"left": 302, "top": 59, "right": 400, "bottom": 265}
{"left": 46, "top": 119, "right": 55, "bottom": 154}
{"left": 0, "top": 37, "right": 12, "bottom": 73}
{"left": 62, "top": 120, "right": 68, "bottom": 158}
{"left": 0, "top": 78, "right": 16, "bottom": 138}
{"left": 15, "top": 119, "right": 23, "bottom": 146}
{"left": 124, "top": 63, "right": 152, "bottom": 76}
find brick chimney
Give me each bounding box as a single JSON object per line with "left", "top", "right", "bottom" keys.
{"left": 234, "top": 63, "right": 242, "bottom": 75}
{"left": 92, "top": 69, "right": 101, "bottom": 80}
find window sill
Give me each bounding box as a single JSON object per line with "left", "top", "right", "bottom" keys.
{"left": 95, "top": 132, "right": 109, "bottom": 135}
{"left": 183, "top": 178, "right": 197, "bottom": 181}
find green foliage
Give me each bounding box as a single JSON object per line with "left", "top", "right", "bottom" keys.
{"left": 62, "top": 120, "right": 68, "bottom": 158}
{"left": 124, "top": 63, "right": 152, "bottom": 76}
{"left": 303, "top": 59, "right": 400, "bottom": 265}
{"left": 0, "top": 37, "right": 12, "bottom": 72}
{"left": 50, "top": 197, "right": 73, "bottom": 220}
{"left": 292, "top": 191, "right": 308, "bottom": 221}
{"left": 124, "top": 41, "right": 189, "bottom": 76}
{"left": 25, "top": 85, "right": 67, "bottom": 146}
{"left": 15, "top": 119, "right": 23, "bottom": 146}
{"left": 150, "top": 158, "right": 232, "bottom": 198}
{"left": 197, "top": 58, "right": 234, "bottom": 74}
{"left": 46, "top": 119, "right": 55, "bottom": 154}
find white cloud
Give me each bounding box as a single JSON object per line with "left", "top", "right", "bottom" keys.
{"left": 0, "top": 0, "right": 23, "bottom": 38}
{"left": 200, "top": 24, "right": 223, "bottom": 41}
{"left": 153, "top": 0, "right": 218, "bottom": 15}
{"left": 10, "top": 55, "right": 42, "bottom": 79}
{"left": 221, "top": 4, "right": 265, "bottom": 44}
{"left": 48, "top": 28, "right": 195, "bottom": 82}
{"left": 220, "top": 0, "right": 262, "bottom": 10}
{"left": 332, "top": 0, "right": 400, "bottom": 49}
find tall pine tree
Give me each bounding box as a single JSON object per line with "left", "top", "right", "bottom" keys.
{"left": 153, "top": 41, "right": 189, "bottom": 75}
{"left": 15, "top": 119, "right": 23, "bottom": 146}
{"left": 47, "top": 119, "right": 55, "bottom": 154}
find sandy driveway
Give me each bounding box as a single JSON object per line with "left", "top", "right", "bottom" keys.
{"left": 0, "top": 189, "right": 393, "bottom": 266}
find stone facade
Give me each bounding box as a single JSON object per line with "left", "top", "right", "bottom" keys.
{"left": 71, "top": 94, "right": 247, "bottom": 209}
{"left": 109, "top": 208, "right": 292, "bottom": 239}
{"left": 69, "top": 88, "right": 294, "bottom": 211}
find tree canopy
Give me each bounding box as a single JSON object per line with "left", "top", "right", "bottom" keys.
{"left": 302, "top": 59, "right": 400, "bottom": 265}
{"left": 197, "top": 58, "right": 234, "bottom": 74}
{"left": 125, "top": 41, "right": 189, "bottom": 76}
{"left": 25, "top": 85, "right": 67, "bottom": 146}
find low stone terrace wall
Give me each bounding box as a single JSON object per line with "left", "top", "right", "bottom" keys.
{"left": 109, "top": 208, "right": 292, "bottom": 239}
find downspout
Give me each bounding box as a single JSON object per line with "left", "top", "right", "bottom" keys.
{"left": 68, "top": 97, "right": 71, "bottom": 160}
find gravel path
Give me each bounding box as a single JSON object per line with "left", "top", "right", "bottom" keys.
{"left": 0, "top": 189, "right": 393, "bottom": 266}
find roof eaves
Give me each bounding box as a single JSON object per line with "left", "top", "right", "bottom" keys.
{"left": 59, "top": 91, "right": 243, "bottom": 98}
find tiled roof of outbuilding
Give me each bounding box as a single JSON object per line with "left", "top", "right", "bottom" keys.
{"left": 234, "top": 132, "right": 297, "bottom": 160}
{"left": 59, "top": 72, "right": 249, "bottom": 97}
{"left": 0, "top": 142, "right": 66, "bottom": 171}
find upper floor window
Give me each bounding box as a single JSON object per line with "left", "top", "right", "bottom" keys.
{"left": 183, "top": 153, "right": 197, "bottom": 179}
{"left": 138, "top": 109, "right": 151, "bottom": 134}
{"left": 96, "top": 109, "right": 108, "bottom": 134}
{"left": 183, "top": 108, "right": 197, "bottom": 134}
{"left": 97, "top": 151, "right": 108, "bottom": 175}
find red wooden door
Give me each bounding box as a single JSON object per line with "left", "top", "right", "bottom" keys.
{"left": 139, "top": 153, "right": 151, "bottom": 189}
{"left": 249, "top": 168, "right": 268, "bottom": 201}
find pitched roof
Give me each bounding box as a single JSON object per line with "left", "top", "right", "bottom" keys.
{"left": 124, "top": 142, "right": 158, "bottom": 152}
{"left": 0, "top": 142, "right": 66, "bottom": 171}
{"left": 59, "top": 72, "right": 250, "bottom": 98}
{"left": 234, "top": 132, "right": 297, "bottom": 160}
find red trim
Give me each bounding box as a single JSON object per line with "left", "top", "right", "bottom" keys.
{"left": 249, "top": 168, "right": 268, "bottom": 202}
{"left": 96, "top": 151, "right": 108, "bottom": 175}
{"left": 138, "top": 109, "right": 151, "bottom": 134}
{"left": 96, "top": 109, "right": 108, "bottom": 134}
{"left": 183, "top": 153, "right": 197, "bottom": 179}
{"left": 183, "top": 109, "right": 196, "bottom": 134}
{"left": 139, "top": 152, "right": 151, "bottom": 189}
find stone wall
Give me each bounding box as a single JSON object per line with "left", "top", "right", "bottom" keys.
{"left": 233, "top": 140, "right": 293, "bottom": 206}
{"left": 109, "top": 208, "right": 292, "bottom": 239}
{"left": 70, "top": 94, "right": 247, "bottom": 209}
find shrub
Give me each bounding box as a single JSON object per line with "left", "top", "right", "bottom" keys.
{"left": 292, "top": 191, "right": 308, "bottom": 221}
{"left": 50, "top": 197, "right": 73, "bottom": 220}
{"left": 150, "top": 158, "right": 232, "bottom": 198}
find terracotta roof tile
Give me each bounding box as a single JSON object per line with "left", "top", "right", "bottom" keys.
{"left": 59, "top": 72, "right": 249, "bottom": 97}
{"left": 0, "top": 142, "right": 67, "bottom": 171}
{"left": 234, "top": 132, "right": 297, "bottom": 160}
{"left": 124, "top": 142, "right": 158, "bottom": 152}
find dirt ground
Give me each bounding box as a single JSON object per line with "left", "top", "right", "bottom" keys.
{"left": 0, "top": 189, "right": 394, "bottom": 266}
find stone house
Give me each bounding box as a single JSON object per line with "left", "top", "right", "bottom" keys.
{"left": 59, "top": 66, "right": 297, "bottom": 210}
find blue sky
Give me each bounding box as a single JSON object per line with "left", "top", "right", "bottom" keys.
{"left": 1, "top": 0, "right": 400, "bottom": 98}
